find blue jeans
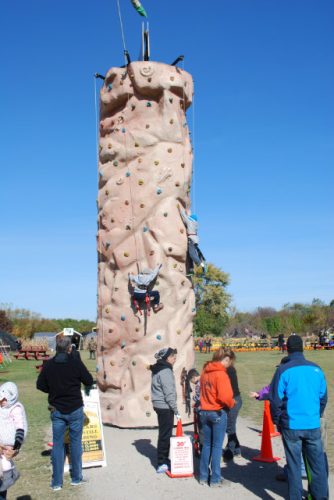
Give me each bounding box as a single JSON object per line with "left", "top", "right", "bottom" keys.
{"left": 51, "top": 406, "right": 84, "bottom": 487}
{"left": 281, "top": 428, "right": 328, "bottom": 500}
{"left": 199, "top": 410, "right": 227, "bottom": 485}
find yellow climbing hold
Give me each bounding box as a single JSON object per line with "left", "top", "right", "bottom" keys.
{"left": 144, "top": 395, "right": 150, "bottom": 401}
{"left": 173, "top": 263, "right": 177, "bottom": 268}
{"left": 154, "top": 160, "right": 159, "bottom": 166}
{"left": 138, "top": 179, "right": 144, "bottom": 185}
{"left": 108, "top": 143, "right": 112, "bottom": 149}
{"left": 177, "top": 329, "right": 181, "bottom": 335}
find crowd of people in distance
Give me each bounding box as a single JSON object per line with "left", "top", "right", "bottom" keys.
{"left": 194, "top": 337, "right": 213, "bottom": 353}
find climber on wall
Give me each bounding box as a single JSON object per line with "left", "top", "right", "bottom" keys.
{"left": 128, "top": 264, "right": 164, "bottom": 313}
{"left": 179, "top": 207, "right": 206, "bottom": 274}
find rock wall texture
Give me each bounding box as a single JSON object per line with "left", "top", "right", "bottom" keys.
{"left": 96, "top": 61, "right": 195, "bottom": 427}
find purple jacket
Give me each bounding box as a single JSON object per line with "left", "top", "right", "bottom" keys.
{"left": 257, "top": 385, "right": 270, "bottom": 400}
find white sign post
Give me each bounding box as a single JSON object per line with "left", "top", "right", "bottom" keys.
{"left": 168, "top": 435, "right": 193, "bottom": 478}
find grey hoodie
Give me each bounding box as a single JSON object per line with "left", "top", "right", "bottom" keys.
{"left": 150, "top": 360, "right": 179, "bottom": 414}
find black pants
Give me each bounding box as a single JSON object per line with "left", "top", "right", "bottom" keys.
{"left": 0, "top": 492, "right": 7, "bottom": 499}
{"left": 89, "top": 350, "right": 96, "bottom": 359}
{"left": 154, "top": 408, "right": 174, "bottom": 466}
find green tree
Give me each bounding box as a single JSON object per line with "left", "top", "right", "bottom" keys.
{"left": 193, "top": 263, "right": 231, "bottom": 336}
{"left": 0, "top": 310, "right": 13, "bottom": 333}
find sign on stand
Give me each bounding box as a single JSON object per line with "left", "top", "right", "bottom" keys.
{"left": 65, "top": 388, "right": 107, "bottom": 470}
{"left": 168, "top": 436, "right": 193, "bottom": 478}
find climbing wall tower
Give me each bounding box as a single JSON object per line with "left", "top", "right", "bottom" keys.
{"left": 96, "top": 61, "right": 195, "bottom": 427}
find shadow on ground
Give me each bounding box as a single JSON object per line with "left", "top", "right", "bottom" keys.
{"left": 132, "top": 439, "right": 156, "bottom": 468}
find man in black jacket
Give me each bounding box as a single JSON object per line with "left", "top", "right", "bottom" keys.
{"left": 37, "top": 336, "right": 93, "bottom": 491}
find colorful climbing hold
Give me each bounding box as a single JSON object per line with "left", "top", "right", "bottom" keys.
{"left": 180, "top": 228, "right": 184, "bottom": 234}
{"left": 149, "top": 250, "right": 154, "bottom": 256}
{"left": 135, "top": 327, "right": 140, "bottom": 332}
{"left": 138, "top": 158, "right": 143, "bottom": 163}
{"left": 125, "top": 225, "right": 131, "bottom": 230}
{"left": 105, "top": 307, "right": 110, "bottom": 313}
{"left": 170, "top": 76, "right": 175, "bottom": 81}
{"left": 144, "top": 395, "right": 150, "bottom": 401}
{"left": 177, "top": 329, "right": 181, "bottom": 335}
{"left": 175, "top": 182, "right": 180, "bottom": 187}
{"left": 148, "top": 77, "right": 152, "bottom": 82}
{"left": 96, "top": 366, "right": 99, "bottom": 372}
{"left": 111, "top": 218, "right": 115, "bottom": 223}
{"left": 135, "top": 142, "right": 139, "bottom": 147}
{"left": 140, "top": 203, "right": 145, "bottom": 208}
{"left": 181, "top": 163, "right": 185, "bottom": 168}
{"left": 156, "top": 334, "right": 162, "bottom": 340}
{"left": 108, "top": 329, "right": 113, "bottom": 333}
{"left": 132, "top": 360, "right": 137, "bottom": 366}
{"left": 105, "top": 242, "right": 111, "bottom": 249}
{"left": 146, "top": 102, "right": 152, "bottom": 107}
{"left": 124, "top": 252, "right": 129, "bottom": 257}
{"left": 168, "top": 247, "right": 173, "bottom": 252}
{"left": 145, "top": 124, "right": 150, "bottom": 129}
{"left": 125, "top": 171, "right": 131, "bottom": 177}
{"left": 108, "top": 143, "right": 112, "bottom": 149}
{"left": 173, "top": 263, "right": 177, "bottom": 269}
{"left": 120, "top": 405, "right": 124, "bottom": 410}
{"left": 121, "top": 315, "right": 126, "bottom": 321}
{"left": 163, "top": 212, "right": 168, "bottom": 217}
{"left": 105, "top": 190, "right": 109, "bottom": 196}
{"left": 131, "top": 104, "right": 136, "bottom": 111}
{"left": 156, "top": 188, "right": 162, "bottom": 195}
{"left": 110, "top": 361, "right": 115, "bottom": 366}
{"left": 108, "top": 83, "right": 113, "bottom": 91}
{"left": 181, "top": 280, "right": 185, "bottom": 286}
{"left": 125, "top": 200, "right": 129, "bottom": 205}
{"left": 113, "top": 160, "right": 118, "bottom": 166}
{"left": 170, "top": 119, "right": 174, "bottom": 124}
{"left": 143, "top": 226, "right": 148, "bottom": 232}
{"left": 169, "top": 97, "right": 173, "bottom": 103}
{"left": 146, "top": 412, "right": 151, "bottom": 417}
{"left": 192, "top": 307, "right": 196, "bottom": 313}
{"left": 154, "top": 160, "right": 159, "bottom": 165}
{"left": 167, "top": 148, "right": 172, "bottom": 153}
{"left": 138, "top": 179, "right": 144, "bottom": 185}
{"left": 122, "top": 128, "right": 126, "bottom": 133}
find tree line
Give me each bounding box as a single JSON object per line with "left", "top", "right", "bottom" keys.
{"left": 1, "top": 265, "right": 333, "bottom": 338}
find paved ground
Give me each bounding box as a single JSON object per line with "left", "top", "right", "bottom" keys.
{"left": 82, "top": 416, "right": 333, "bottom": 499}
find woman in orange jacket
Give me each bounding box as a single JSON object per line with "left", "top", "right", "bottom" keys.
{"left": 199, "top": 349, "right": 235, "bottom": 487}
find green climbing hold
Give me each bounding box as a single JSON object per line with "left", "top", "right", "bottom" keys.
{"left": 156, "top": 334, "right": 162, "bottom": 340}
{"left": 113, "top": 160, "right": 118, "bottom": 166}
{"left": 156, "top": 188, "right": 162, "bottom": 195}
{"left": 146, "top": 102, "right": 152, "bottom": 107}
{"left": 132, "top": 361, "right": 137, "bottom": 366}
{"left": 126, "top": 171, "right": 131, "bottom": 177}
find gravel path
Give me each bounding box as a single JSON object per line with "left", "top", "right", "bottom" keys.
{"left": 82, "top": 416, "right": 333, "bottom": 499}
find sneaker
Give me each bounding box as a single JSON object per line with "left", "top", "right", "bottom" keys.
{"left": 198, "top": 480, "right": 207, "bottom": 485}
{"left": 223, "top": 449, "right": 234, "bottom": 461}
{"left": 156, "top": 464, "right": 169, "bottom": 473}
{"left": 210, "top": 479, "right": 231, "bottom": 488}
{"left": 153, "top": 303, "right": 164, "bottom": 313}
{"left": 275, "top": 472, "right": 287, "bottom": 482}
{"left": 51, "top": 486, "right": 62, "bottom": 491}
{"left": 71, "top": 478, "right": 88, "bottom": 486}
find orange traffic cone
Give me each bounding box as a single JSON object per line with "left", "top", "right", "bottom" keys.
{"left": 253, "top": 402, "right": 280, "bottom": 463}
{"left": 176, "top": 419, "right": 183, "bottom": 437}
{"left": 258, "top": 401, "right": 280, "bottom": 438}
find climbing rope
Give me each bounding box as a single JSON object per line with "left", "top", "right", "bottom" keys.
{"left": 116, "top": 0, "right": 128, "bottom": 66}
{"left": 94, "top": 75, "right": 107, "bottom": 380}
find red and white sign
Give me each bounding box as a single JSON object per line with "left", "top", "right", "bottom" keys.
{"left": 169, "top": 436, "right": 193, "bottom": 477}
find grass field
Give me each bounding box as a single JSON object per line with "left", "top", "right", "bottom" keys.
{"left": 0, "top": 349, "right": 332, "bottom": 498}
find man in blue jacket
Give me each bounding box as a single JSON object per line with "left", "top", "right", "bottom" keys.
{"left": 269, "top": 335, "right": 328, "bottom": 500}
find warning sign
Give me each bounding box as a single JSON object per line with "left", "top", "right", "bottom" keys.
{"left": 64, "top": 388, "right": 106, "bottom": 470}
{"left": 81, "top": 388, "right": 106, "bottom": 467}
{"left": 169, "top": 436, "right": 193, "bottom": 476}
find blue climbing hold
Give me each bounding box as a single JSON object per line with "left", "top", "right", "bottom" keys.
{"left": 143, "top": 226, "right": 148, "bottom": 232}
{"left": 121, "top": 340, "right": 126, "bottom": 348}
{"left": 125, "top": 171, "right": 131, "bottom": 177}
{"left": 156, "top": 188, "right": 162, "bottom": 195}
{"left": 122, "top": 128, "right": 126, "bottom": 133}
{"left": 108, "top": 83, "right": 113, "bottom": 91}
{"left": 146, "top": 102, "right": 152, "bottom": 107}
{"left": 156, "top": 335, "right": 162, "bottom": 340}
{"left": 192, "top": 307, "right": 196, "bottom": 313}
{"left": 121, "top": 315, "right": 126, "bottom": 321}
{"left": 96, "top": 366, "right": 99, "bottom": 372}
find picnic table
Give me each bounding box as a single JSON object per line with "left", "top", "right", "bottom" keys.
{"left": 14, "top": 346, "right": 50, "bottom": 361}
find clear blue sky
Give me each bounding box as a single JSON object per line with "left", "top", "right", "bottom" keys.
{"left": 1, "top": 0, "right": 333, "bottom": 320}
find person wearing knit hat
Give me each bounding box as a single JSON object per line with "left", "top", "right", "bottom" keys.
{"left": 269, "top": 335, "right": 328, "bottom": 499}
{"left": 286, "top": 335, "right": 303, "bottom": 353}
{"left": 150, "top": 347, "right": 179, "bottom": 473}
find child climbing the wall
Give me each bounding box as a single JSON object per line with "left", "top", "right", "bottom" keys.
{"left": 179, "top": 207, "right": 206, "bottom": 274}
{"left": 129, "top": 264, "right": 164, "bottom": 313}
{"left": 0, "top": 382, "right": 28, "bottom": 496}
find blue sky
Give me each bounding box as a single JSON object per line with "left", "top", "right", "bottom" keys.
{"left": 1, "top": 0, "right": 333, "bottom": 320}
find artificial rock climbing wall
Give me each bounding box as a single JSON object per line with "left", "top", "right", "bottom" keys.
{"left": 96, "top": 61, "right": 195, "bottom": 427}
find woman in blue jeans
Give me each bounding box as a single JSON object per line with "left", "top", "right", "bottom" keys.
{"left": 199, "top": 349, "right": 235, "bottom": 487}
